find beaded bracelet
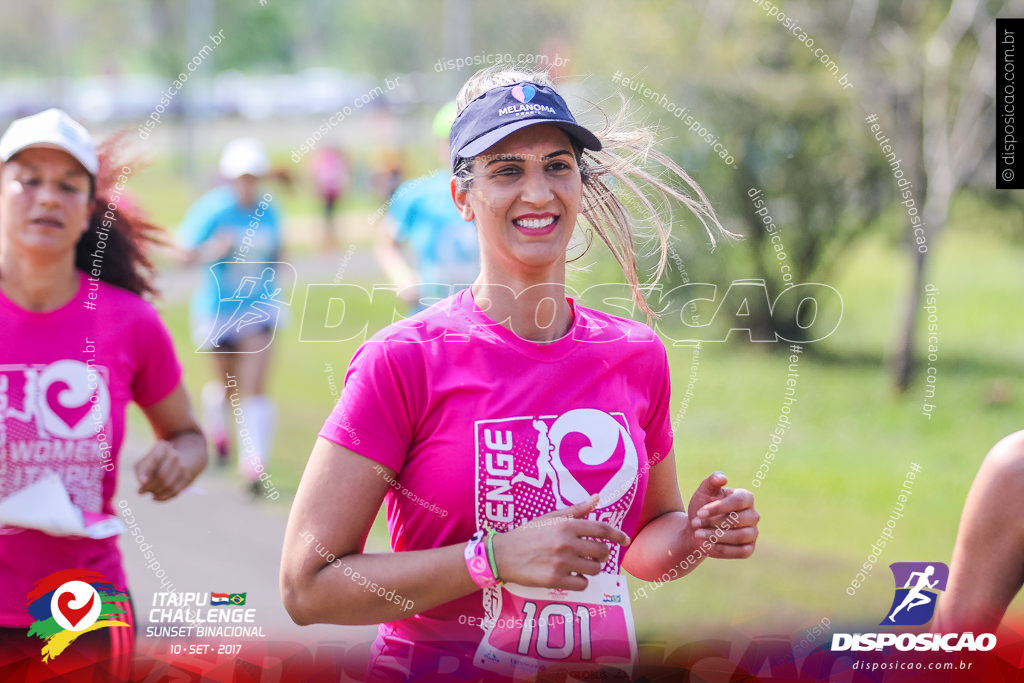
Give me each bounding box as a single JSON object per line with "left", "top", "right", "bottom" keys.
{"left": 464, "top": 530, "right": 500, "bottom": 588}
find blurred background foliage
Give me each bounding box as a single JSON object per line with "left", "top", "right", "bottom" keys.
{"left": 3, "top": 0, "right": 1016, "bottom": 379}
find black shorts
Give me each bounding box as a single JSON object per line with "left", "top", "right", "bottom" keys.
{"left": 208, "top": 322, "right": 276, "bottom": 352}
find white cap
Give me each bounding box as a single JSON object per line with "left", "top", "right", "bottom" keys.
{"left": 219, "top": 138, "right": 270, "bottom": 179}
{"left": 0, "top": 108, "right": 98, "bottom": 176}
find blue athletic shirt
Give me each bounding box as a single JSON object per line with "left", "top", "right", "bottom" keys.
{"left": 178, "top": 186, "right": 283, "bottom": 343}
{"left": 387, "top": 171, "right": 480, "bottom": 306}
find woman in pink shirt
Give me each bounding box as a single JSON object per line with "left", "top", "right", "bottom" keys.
{"left": 282, "top": 68, "right": 760, "bottom": 681}
{"left": 0, "top": 110, "right": 207, "bottom": 671}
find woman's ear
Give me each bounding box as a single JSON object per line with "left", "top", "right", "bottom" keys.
{"left": 450, "top": 175, "right": 474, "bottom": 222}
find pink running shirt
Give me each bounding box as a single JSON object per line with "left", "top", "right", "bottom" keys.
{"left": 319, "top": 287, "right": 674, "bottom": 680}
{"left": 0, "top": 271, "right": 182, "bottom": 626}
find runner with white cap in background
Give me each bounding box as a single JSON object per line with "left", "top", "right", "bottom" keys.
{"left": 178, "top": 137, "right": 283, "bottom": 497}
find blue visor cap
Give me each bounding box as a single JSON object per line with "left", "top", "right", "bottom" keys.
{"left": 449, "top": 82, "right": 602, "bottom": 172}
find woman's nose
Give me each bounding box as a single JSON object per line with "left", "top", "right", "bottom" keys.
{"left": 36, "top": 182, "right": 62, "bottom": 207}
{"left": 519, "top": 166, "right": 554, "bottom": 205}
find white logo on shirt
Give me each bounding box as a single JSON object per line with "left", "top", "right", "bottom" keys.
{"left": 512, "top": 409, "right": 638, "bottom": 507}
{"left": 0, "top": 361, "right": 111, "bottom": 513}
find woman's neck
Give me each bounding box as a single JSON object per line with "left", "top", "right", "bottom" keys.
{"left": 471, "top": 268, "right": 573, "bottom": 343}
{"left": 0, "top": 251, "right": 80, "bottom": 312}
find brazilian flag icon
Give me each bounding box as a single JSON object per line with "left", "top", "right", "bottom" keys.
{"left": 228, "top": 593, "right": 246, "bottom": 606}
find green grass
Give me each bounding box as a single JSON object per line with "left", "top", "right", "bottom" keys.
{"left": 130, "top": 219, "right": 1023, "bottom": 645}
{"left": 627, "top": 230, "right": 1023, "bottom": 642}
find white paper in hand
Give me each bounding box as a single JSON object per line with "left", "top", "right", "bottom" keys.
{"left": 0, "top": 471, "right": 125, "bottom": 539}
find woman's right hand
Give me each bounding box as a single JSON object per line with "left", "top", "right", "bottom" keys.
{"left": 491, "top": 494, "right": 630, "bottom": 591}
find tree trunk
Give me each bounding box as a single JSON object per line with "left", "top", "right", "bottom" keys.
{"left": 893, "top": 246, "right": 928, "bottom": 393}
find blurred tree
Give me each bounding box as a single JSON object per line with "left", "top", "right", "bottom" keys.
{"left": 840, "top": 0, "right": 1006, "bottom": 391}
{"left": 142, "top": 0, "right": 297, "bottom": 74}
{"left": 569, "top": 2, "right": 889, "bottom": 343}
{"left": 316, "top": 0, "right": 452, "bottom": 73}
{"left": 142, "top": 0, "right": 184, "bottom": 77}
{"left": 211, "top": 2, "right": 297, "bottom": 71}
{"left": 711, "top": 91, "right": 889, "bottom": 343}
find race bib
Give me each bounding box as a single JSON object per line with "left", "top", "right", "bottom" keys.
{"left": 473, "top": 574, "right": 636, "bottom": 678}
{"left": 472, "top": 408, "right": 643, "bottom": 677}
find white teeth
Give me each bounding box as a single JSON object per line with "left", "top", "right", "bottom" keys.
{"left": 515, "top": 217, "right": 555, "bottom": 229}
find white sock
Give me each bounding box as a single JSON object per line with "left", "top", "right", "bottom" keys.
{"left": 238, "top": 395, "right": 275, "bottom": 481}
{"left": 201, "top": 381, "right": 227, "bottom": 438}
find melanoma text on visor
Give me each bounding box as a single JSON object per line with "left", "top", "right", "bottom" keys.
{"left": 497, "top": 103, "right": 558, "bottom": 117}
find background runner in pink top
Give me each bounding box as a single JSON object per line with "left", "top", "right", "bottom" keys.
{"left": 319, "top": 287, "right": 673, "bottom": 676}
{"left": 0, "top": 109, "right": 206, "bottom": 649}
{"left": 0, "top": 272, "right": 182, "bottom": 626}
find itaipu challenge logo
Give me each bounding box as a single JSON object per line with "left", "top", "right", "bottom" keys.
{"left": 26, "top": 569, "right": 131, "bottom": 661}
{"left": 882, "top": 562, "right": 948, "bottom": 626}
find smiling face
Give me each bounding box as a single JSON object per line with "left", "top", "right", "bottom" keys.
{"left": 0, "top": 146, "right": 92, "bottom": 258}
{"left": 453, "top": 124, "right": 582, "bottom": 281}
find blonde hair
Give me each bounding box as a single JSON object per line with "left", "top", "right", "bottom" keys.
{"left": 454, "top": 65, "right": 736, "bottom": 320}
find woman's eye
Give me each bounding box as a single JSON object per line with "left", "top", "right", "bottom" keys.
{"left": 493, "top": 166, "right": 521, "bottom": 177}
{"left": 20, "top": 177, "right": 41, "bottom": 186}
{"left": 59, "top": 182, "right": 83, "bottom": 194}
{"left": 547, "top": 161, "right": 571, "bottom": 172}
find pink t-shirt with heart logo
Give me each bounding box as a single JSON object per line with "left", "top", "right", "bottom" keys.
{"left": 0, "top": 271, "right": 182, "bottom": 626}
{"left": 319, "top": 287, "right": 674, "bottom": 680}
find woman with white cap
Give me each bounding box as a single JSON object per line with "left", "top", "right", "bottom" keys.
{"left": 0, "top": 109, "right": 207, "bottom": 668}
{"left": 281, "top": 66, "right": 760, "bottom": 680}
{"left": 178, "top": 138, "right": 282, "bottom": 495}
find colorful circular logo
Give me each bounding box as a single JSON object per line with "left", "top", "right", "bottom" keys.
{"left": 50, "top": 580, "right": 102, "bottom": 631}
{"left": 26, "top": 570, "right": 131, "bottom": 662}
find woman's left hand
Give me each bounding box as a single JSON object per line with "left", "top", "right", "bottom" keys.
{"left": 687, "top": 471, "right": 759, "bottom": 559}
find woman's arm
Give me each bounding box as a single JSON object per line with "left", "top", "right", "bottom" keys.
{"left": 181, "top": 232, "right": 234, "bottom": 266}
{"left": 281, "top": 438, "right": 630, "bottom": 626}
{"left": 280, "top": 437, "right": 477, "bottom": 625}
{"left": 935, "top": 431, "right": 1024, "bottom": 632}
{"left": 373, "top": 218, "right": 419, "bottom": 306}
{"left": 622, "top": 451, "right": 759, "bottom": 581}
{"left": 621, "top": 453, "right": 690, "bottom": 580}
{"left": 136, "top": 383, "right": 208, "bottom": 501}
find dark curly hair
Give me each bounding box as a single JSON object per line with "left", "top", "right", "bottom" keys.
{"left": 74, "top": 133, "right": 164, "bottom": 298}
